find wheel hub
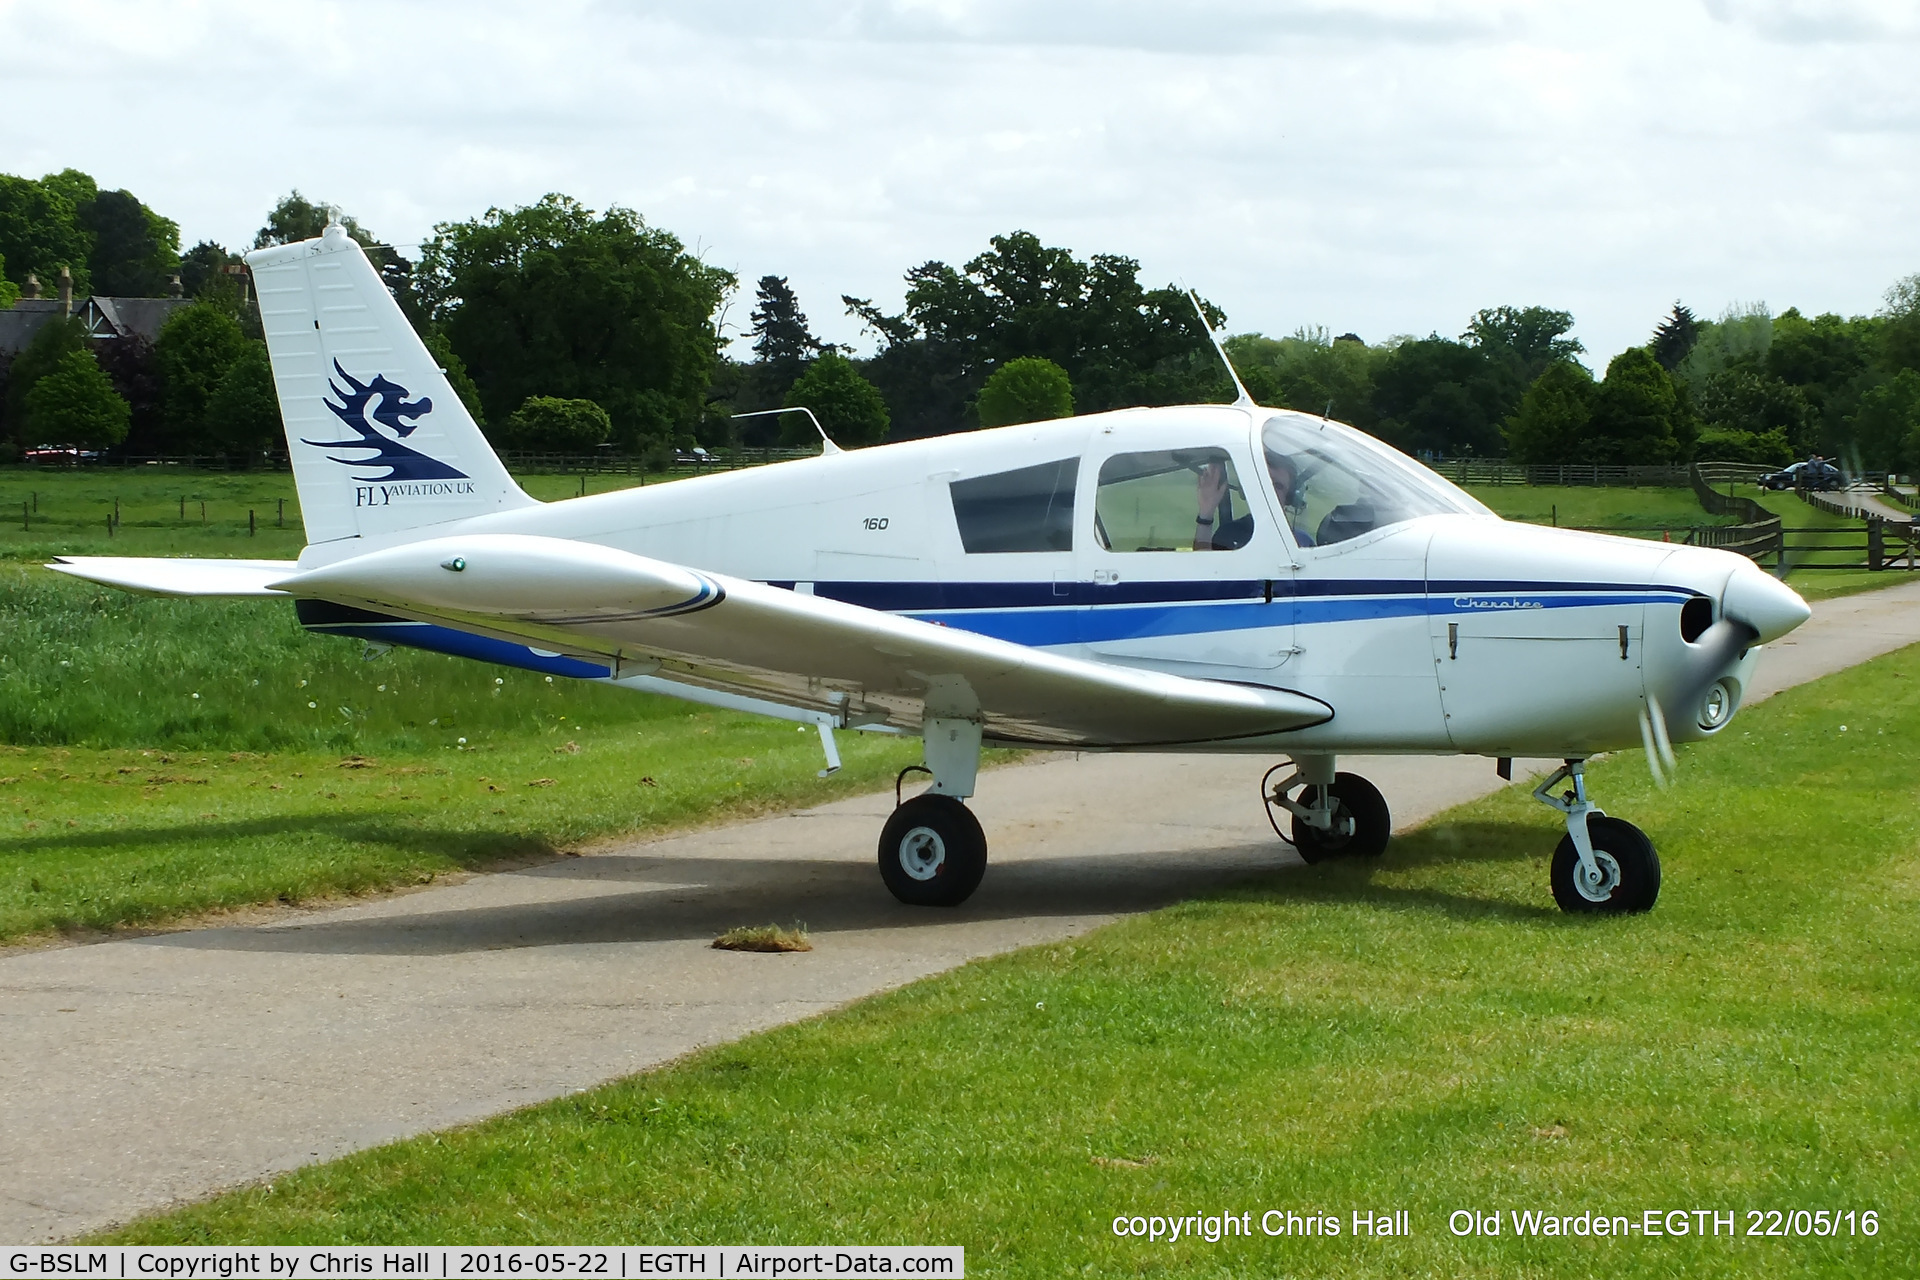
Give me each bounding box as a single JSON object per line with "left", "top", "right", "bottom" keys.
{"left": 1574, "top": 849, "right": 1623, "bottom": 902}
{"left": 898, "top": 826, "right": 947, "bottom": 881}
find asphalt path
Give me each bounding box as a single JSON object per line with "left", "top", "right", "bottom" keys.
{"left": 5, "top": 581, "right": 1920, "bottom": 1241}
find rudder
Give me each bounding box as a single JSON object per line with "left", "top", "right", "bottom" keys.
{"left": 247, "top": 224, "right": 534, "bottom": 550}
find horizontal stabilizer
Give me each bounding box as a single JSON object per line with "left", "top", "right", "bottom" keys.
{"left": 47, "top": 557, "right": 299, "bottom": 598}
{"left": 270, "top": 534, "right": 1331, "bottom": 748}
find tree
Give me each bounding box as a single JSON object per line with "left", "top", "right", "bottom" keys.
{"left": 977, "top": 357, "right": 1074, "bottom": 427}
{"left": 1674, "top": 304, "right": 1773, "bottom": 389}
{"left": 1650, "top": 302, "right": 1701, "bottom": 371}
{"left": 1504, "top": 360, "right": 1595, "bottom": 464}
{"left": 418, "top": 194, "right": 734, "bottom": 450}
{"left": 845, "top": 230, "right": 1221, "bottom": 436}
{"left": 204, "top": 342, "right": 282, "bottom": 457}
{"left": 2, "top": 315, "right": 86, "bottom": 444}
{"left": 1881, "top": 273, "right": 1920, "bottom": 374}
{"left": 1694, "top": 425, "right": 1791, "bottom": 466}
{"left": 1585, "top": 347, "right": 1686, "bottom": 464}
{"left": 93, "top": 334, "right": 164, "bottom": 452}
{"left": 1463, "top": 305, "right": 1583, "bottom": 382}
{"left": 155, "top": 302, "right": 249, "bottom": 447}
{"left": 1226, "top": 328, "right": 1383, "bottom": 425}
{"left": 785, "top": 352, "right": 888, "bottom": 447}
{"left": 0, "top": 172, "right": 92, "bottom": 295}
{"left": 1694, "top": 367, "right": 1813, "bottom": 453}
{"left": 424, "top": 329, "right": 486, "bottom": 426}
{"left": 498, "top": 396, "right": 612, "bottom": 453}
{"left": 1370, "top": 335, "right": 1517, "bottom": 455}
{"left": 1851, "top": 369, "right": 1920, "bottom": 472}
{"left": 24, "top": 350, "right": 130, "bottom": 447}
{"left": 179, "top": 240, "right": 243, "bottom": 299}
{"left": 0, "top": 250, "right": 15, "bottom": 309}
{"left": 78, "top": 187, "right": 179, "bottom": 296}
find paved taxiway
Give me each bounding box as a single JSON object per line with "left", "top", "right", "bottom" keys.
{"left": 4, "top": 580, "right": 1920, "bottom": 1241}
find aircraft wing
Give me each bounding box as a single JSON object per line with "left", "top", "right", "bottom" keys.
{"left": 48, "top": 557, "right": 299, "bottom": 597}
{"left": 271, "top": 534, "right": 1329, "bottom": 748}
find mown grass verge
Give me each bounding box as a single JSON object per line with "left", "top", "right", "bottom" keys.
{"left": 97, "top": 646, "right": 1920, "bottom": 1277}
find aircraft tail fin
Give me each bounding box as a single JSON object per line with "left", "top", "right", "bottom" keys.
{"left": 246, "top": 225, "right": 536, "bottom": 551}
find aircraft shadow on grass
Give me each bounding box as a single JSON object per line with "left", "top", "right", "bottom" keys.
{"left": 3, "top": 813, "right": 1566, "bottom": 956}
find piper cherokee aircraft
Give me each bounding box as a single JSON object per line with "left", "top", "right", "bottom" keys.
{"left": 53, "top": 223, "right": 1812, "bottom": 915}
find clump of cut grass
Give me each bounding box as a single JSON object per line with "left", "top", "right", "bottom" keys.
{"left": 712, "top": 923, "right": 812, "bottom": 953}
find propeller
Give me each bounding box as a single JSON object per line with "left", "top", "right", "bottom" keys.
{"left": 1640, "top": 615, "right": 1758, "bottom": 788}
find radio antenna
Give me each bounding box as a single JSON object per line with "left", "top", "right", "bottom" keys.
{"left": 1187, "top": 289, "right": 1253, "bottom": 408}
{"left": 731, "top": 406, "right": 842, "bottom": 455}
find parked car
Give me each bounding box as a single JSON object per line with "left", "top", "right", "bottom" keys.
{"left": 1759, "top": 460, "right": 1845, "bottom": 491}
{"left": 22, "top": 446, "right": 100, "bottom": 464}
{"left": 674, "top": 446, "right": 713, "bottom": 465}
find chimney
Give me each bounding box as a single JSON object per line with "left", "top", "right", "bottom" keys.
{"left": 168, "top": 274, "right": 183, "bottom": 298}
{"left": 57, "top": 265, "right": 73, "bottom": 316}
{"left": 23, "top": 273, "right": 40, "bottom": 300}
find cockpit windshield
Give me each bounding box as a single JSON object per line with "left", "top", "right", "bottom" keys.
{"left": 1259, "top": 414, "right": 1488, "bottom": 547}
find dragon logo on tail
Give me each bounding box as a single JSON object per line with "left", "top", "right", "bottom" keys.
{"left": 306, "top": 361, "right": 469, "bottom": 482}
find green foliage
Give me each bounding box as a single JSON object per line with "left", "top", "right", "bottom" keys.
{"left": 203, "top": 342, "right": 282, "bottom": 456}
{"left": 1650, "top": 302, "right": 1701, "bottom": 371}
{"left": 501, "top": 396, "right": 613, "bottom": 453}
{"left": 1503, "top": 359, "right": 1594, "bottom": 464}
{"left": 420, "top": 195, "right": 733, "bottom": 450}
{"left": 1585, "top": 347, "right": 1686, "bottom": 463}
{"left": 976, "top": 356, "right": 1074, "bottom": 427}
{"left": 1880, "top": 273, "right": 1920, "bottom": 374}
{"left": 1463, "top": 304, "right": 1583, "bottom": 382}
{"left": 179, "top": 240, "right": 243, "bottom": 301}
{"left": 2, "top": 315, "right": 87, "bottom": 443}
{"left": 24, "top": 349, "right": 130, "bottom": 446}
{"left": 0, "top": 252, "right": 15, "bottom": 309}
{"left": 1226, "top": 328, "right": 1381, "bottom": 423}
{"left": 1371, "top": 335, "right": 1519, "bottom": 455}
{"left": 847, "top": 231, "right": 1220, "bottom": 436}
{"left": 0, "top": 171, "right": 92, "bottom": 295}
{"left": 1693, "top": 425, "right": 1792, "bottom": 466}
{"left": 1694, "top": 366, "right": 1813, "bottom": 452}
{"left": 78, "top": 187, "right": 180, "bottom": 296}
{"left": 784, "top": 351, "right": 889, "bottom": 447}
{"left": 1674, "top": 304, "right": 1772, "bottom": 389}
{"left": 1850, "top": 369, "right": 1920, "bottom": 472}
{"left": 423, "top": 329, "right": 486, "bottom": 426}
{"left": 155, "top": 302, "right": 249, "bottom": 446}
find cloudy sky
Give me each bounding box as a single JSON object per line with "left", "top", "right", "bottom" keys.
{"left": 4, "top": 0, "right": 1917, "bottom": 365}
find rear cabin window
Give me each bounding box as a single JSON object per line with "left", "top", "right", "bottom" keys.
{"left": 1095, "top": 448, "right": 1255, "bottom": 552}
{"left": 948, "top": 458, "right": 1078, "bottom": 553}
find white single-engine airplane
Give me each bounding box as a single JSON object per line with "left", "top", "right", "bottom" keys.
{"left": 55, "top": 224, "right": 1812, "bottom": 914}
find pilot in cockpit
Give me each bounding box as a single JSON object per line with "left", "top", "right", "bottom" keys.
{"left": 1193, "top": 452, "right": 1315, "bottom": 550}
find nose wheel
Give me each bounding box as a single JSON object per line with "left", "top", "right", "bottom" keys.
{"left": 1535, "top": 761, "right": 1661, "bottom": 914}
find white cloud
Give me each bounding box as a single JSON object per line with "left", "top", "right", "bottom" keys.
{"left": 1, "top": 0, "right": 1916, "bottom": 366}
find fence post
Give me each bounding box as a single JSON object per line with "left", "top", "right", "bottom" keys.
{"left": 1868, "top": 517, "right": 1884, "bottom": 571}
{"left": 249, "top": 509, "right": 256, "bottom": 537}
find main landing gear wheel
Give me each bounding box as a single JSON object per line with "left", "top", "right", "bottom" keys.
{"left": 1550, "top": 816, "right": 1660, "bottom": 914}
{"left": 878, "top": 793, "right": 987, "bottom": 907}
{"left": 1288, "top": 772, "right": 1391, "bottom": 864}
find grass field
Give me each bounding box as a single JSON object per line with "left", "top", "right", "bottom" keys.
{"left": 99, "top": 645, "right": 1920, "bottom": 1277}
{"left": 1462, "top": 483, "right": 1736, "bottom": 534}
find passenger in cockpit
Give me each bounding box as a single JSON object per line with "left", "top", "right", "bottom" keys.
{"left": 1194, "top": 453, "right": 1314, "bottom": 550}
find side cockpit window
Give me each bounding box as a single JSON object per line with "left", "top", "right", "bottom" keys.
{"left": 949, "top": 458, "right": 1078, "bottom": 553}
{"left": 1095, "top": 448, "right": 1254, "bottom": 552}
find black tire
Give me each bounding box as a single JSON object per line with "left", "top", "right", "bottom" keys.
{"left": 1550, "top": 816, "right": 1660, "bottom": 914}
{"left": 878, "top": 794, "right": 987, "bottom": 907}
{"left": 1289, "top": 772, "right": 1392, "bottom": 863}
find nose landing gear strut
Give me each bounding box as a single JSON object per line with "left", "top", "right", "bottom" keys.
{"left": 1534, "top": 760, "right": 1660, "bottom": 914}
